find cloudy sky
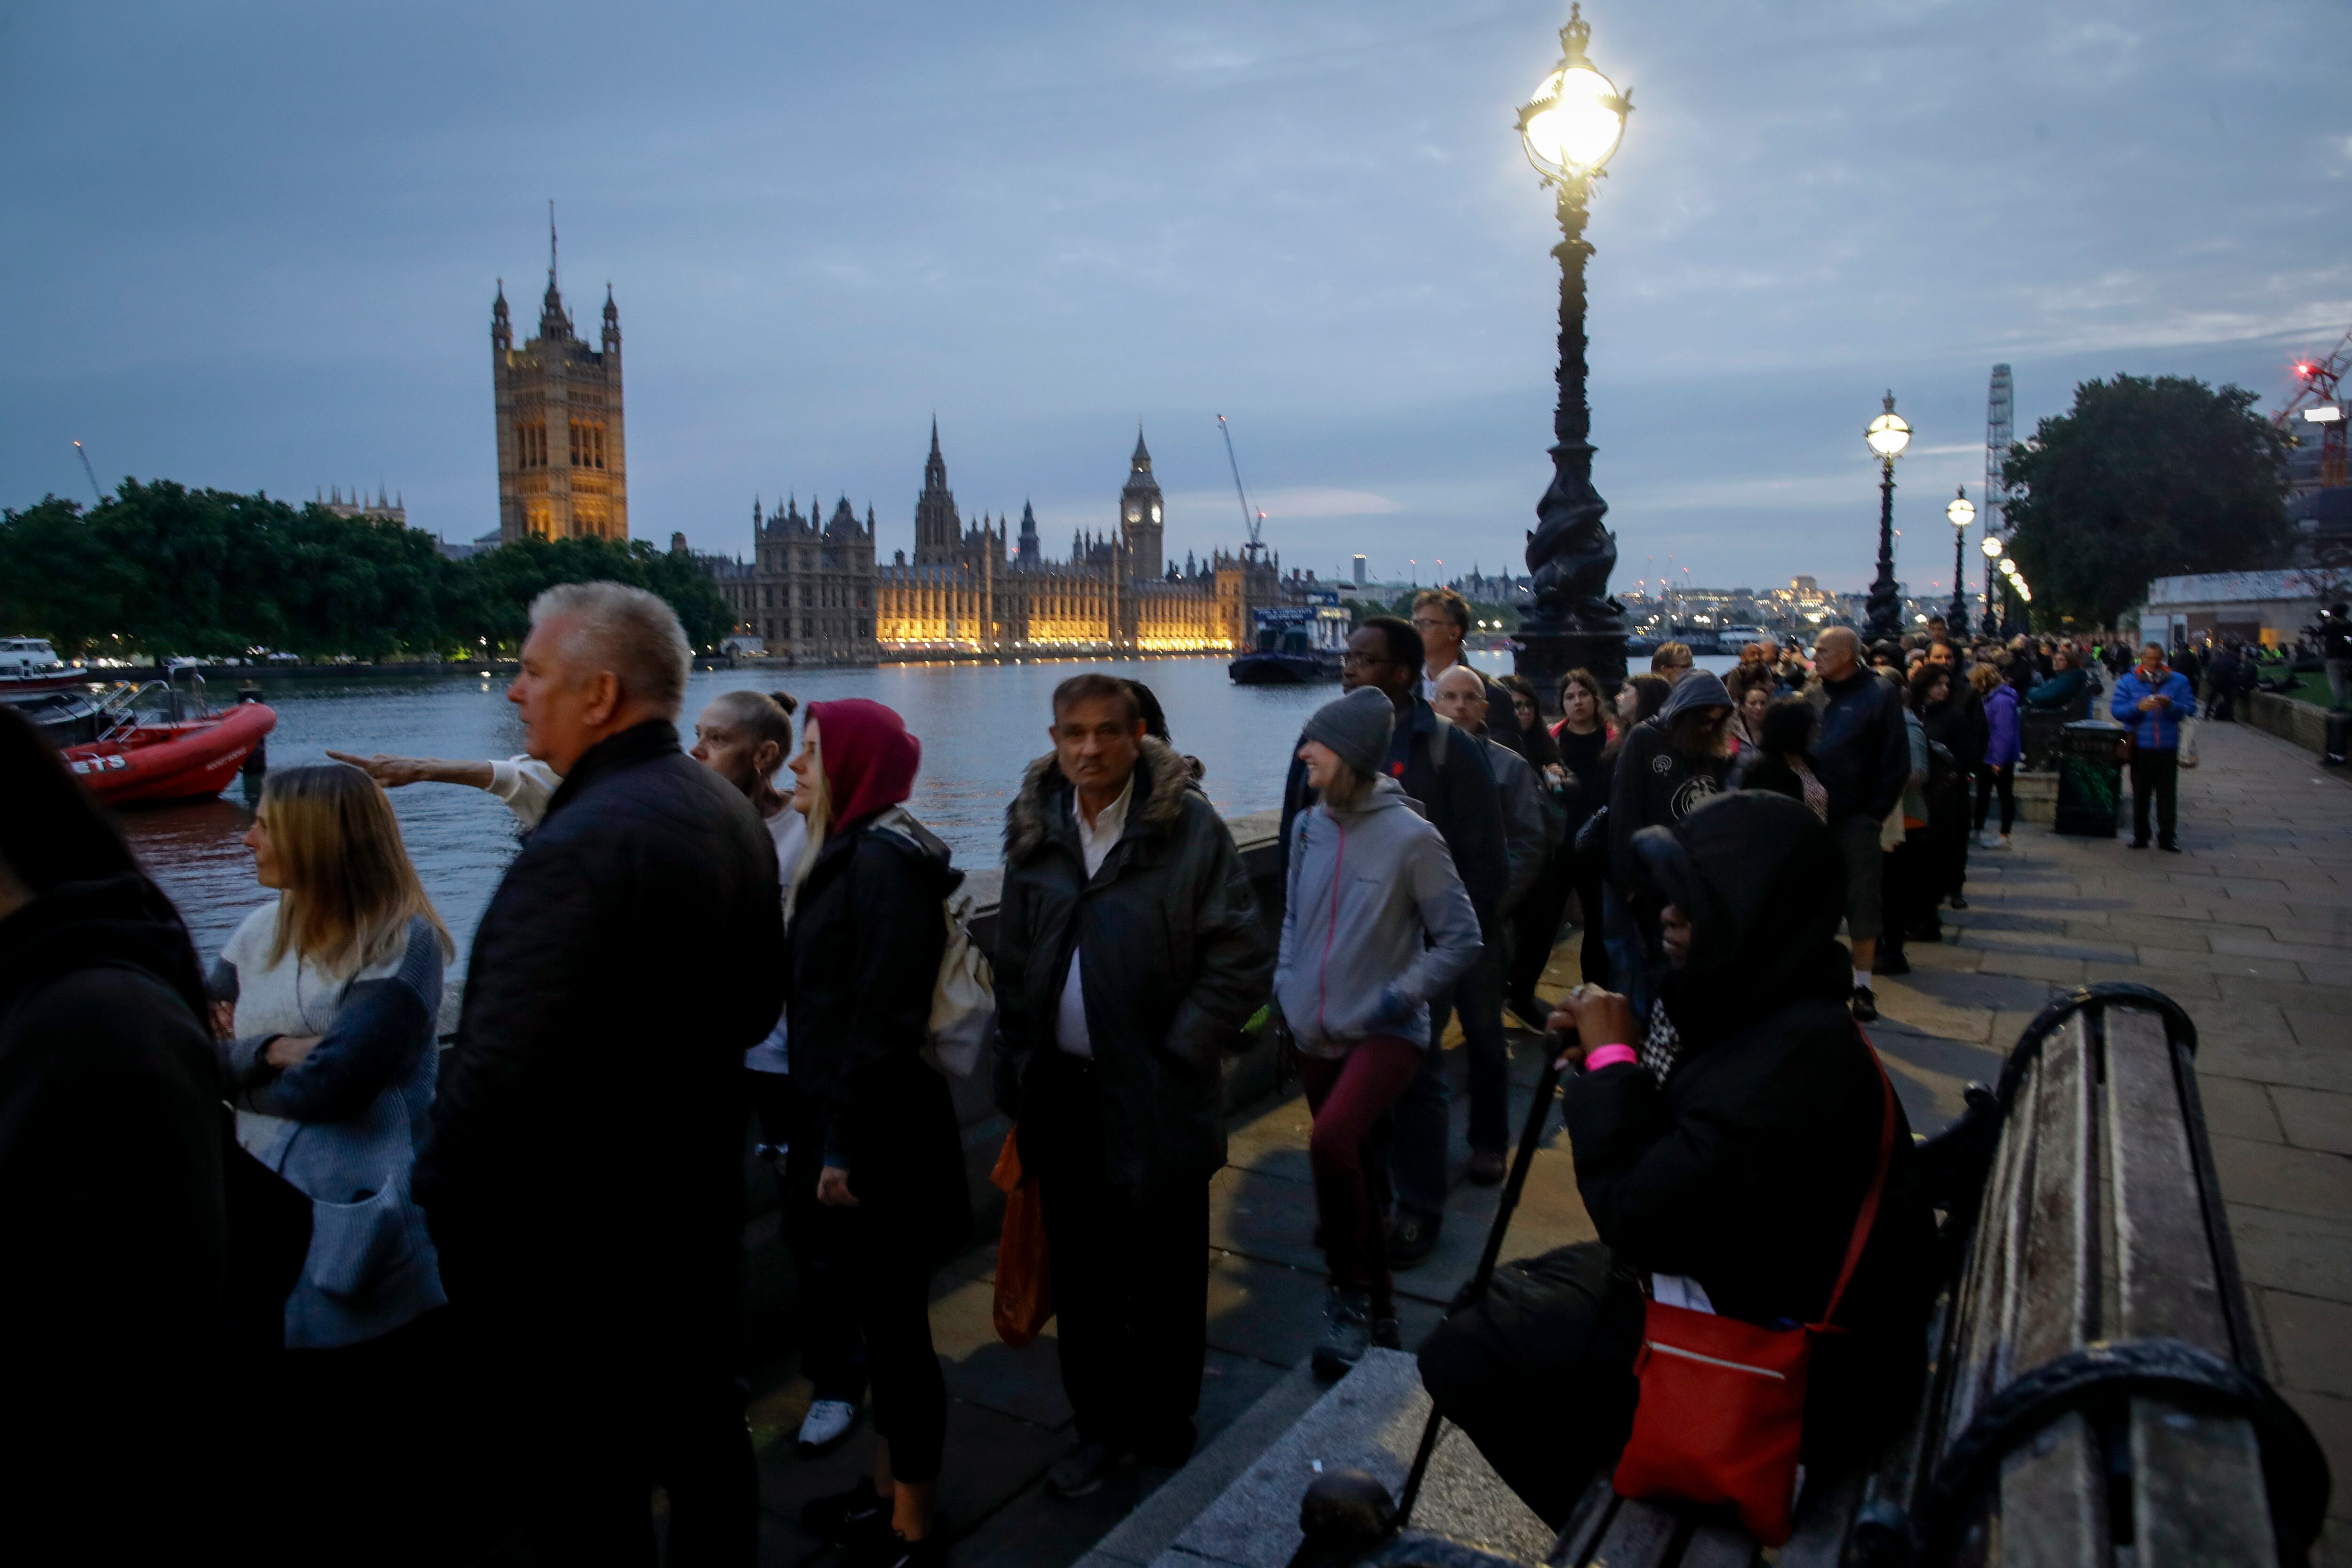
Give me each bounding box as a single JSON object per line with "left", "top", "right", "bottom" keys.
{"left": 4, "top": 0, "right": 2345, "bottom": 597}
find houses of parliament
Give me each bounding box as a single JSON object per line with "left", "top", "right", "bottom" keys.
{"left": 709, "top": 424, "right": 1283, "bottom": 664}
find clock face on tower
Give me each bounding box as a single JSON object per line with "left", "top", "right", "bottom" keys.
{"left": 1151, "top": 504, "right": 1162, "bottom": 523}
{"left": 1127, "top": 508, "right": 1140, "bottom": 523}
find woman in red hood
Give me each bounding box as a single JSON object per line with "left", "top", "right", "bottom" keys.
{"left": 780, "top": 700, "right": 968, "bottom": 1566}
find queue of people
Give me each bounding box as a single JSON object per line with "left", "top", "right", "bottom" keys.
{"left": 0, "top": 575, "right": 2215, "bottom": 1560}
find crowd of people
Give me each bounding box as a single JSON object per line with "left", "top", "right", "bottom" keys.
{"left": 0, "top": 575, "right": 2237, "bottom": 1561}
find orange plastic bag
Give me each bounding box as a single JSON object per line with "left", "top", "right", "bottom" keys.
{"left": 991, "top": 1127, "right": 1054, "bottom": 1347}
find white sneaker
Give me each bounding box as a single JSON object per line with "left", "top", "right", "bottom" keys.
{"left": 1978, "top": 829, "right": 2002, "bottom": 850}
{"left": 797, "top": 1398, "right": 861, "bottom": 1456}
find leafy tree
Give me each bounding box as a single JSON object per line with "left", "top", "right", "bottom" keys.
{"left": 2002, "top": 374, "right": 2293, "bottom": 627}
{"left": 3, "top": 477, "right": 733, "bottom": 660}
{"left": 0, "top": 497, "right": 128, "bottom": 657}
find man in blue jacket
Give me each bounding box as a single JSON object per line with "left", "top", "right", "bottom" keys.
{"left": 2111, "top": 643, "right": 2197, "bottom": 852}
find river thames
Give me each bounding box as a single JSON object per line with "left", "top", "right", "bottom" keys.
{"left": 124, "top": 650, "right": 1735, "bottom": 975}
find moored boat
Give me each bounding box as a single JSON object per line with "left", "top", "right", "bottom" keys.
{"left": 1230, "top": 600, "right": 1350, "bottom": 685}
{"left": 61, "top": 685, "right": 276, "bottom": 806}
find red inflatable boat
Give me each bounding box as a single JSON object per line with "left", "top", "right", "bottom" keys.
{"left": 64, "top": 700, "right": 277, "bottom": 806}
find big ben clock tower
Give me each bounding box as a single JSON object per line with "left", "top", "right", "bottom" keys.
{"left": 1119, "top": 426, "right": 1164, "bottom": 579}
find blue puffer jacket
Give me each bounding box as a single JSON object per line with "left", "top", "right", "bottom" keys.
{"left": 211, "top": 914, "right": 446, "bottom": 1349}
{"left": 2110, "top": 667, "right": 2197, "bottom": 751}
{"left": 1984, "top": 684, "right": 2022, "bottom": 769}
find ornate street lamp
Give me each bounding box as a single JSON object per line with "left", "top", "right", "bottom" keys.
{"left": 1981, "top": 531, "right": 2002, "bottom": 636}
{"left": 1862, "top": 392, "right": 1910, "bottom": 643}
{"left": 1512, "top": 4, "right": 1635, "bottom": 710}
{"left": 1945, "top": 487, "right": 1975, "bottom": 638}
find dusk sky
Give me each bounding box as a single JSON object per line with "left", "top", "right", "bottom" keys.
{"left": 4, "top": 0, "right": 2345, "bottom": 598}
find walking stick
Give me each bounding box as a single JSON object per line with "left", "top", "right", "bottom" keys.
{"left": 1287, "top": 1028, "right": 1574, "bottom": 1566}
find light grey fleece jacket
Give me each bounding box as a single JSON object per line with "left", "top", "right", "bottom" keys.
{"left": 1276, "top": 776, "right": 1482, "bottom": 1057}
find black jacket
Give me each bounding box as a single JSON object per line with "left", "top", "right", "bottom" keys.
{"left": 1280, "top": 693, "right": 1508, "bottom": 921}
{"left": 1574, "top": 793, "right": 1935, "bottom": 1454}
{"left": 1809, "top": 668, "right": 1911, "bottom": 822}
{"left": 784, "top": 808, "right": 967, "bottom": 1253}
{"left": 994, "top": 740, "right": 1274, "bottom": 1193}
{"left": 0, "top": 875, "right": 233, "bottom": 1536}
{"left": 416, "top": 720, "right": 785, "bottom": 1330}
{"left": 1607, "top": 677, "right": 1733, "bottom": 896}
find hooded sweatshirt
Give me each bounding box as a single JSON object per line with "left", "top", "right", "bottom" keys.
{"left": 1275, "top": 776, "right": 1481, "bottom": 1056}
{"left": 1605, "top": 669, "right": 1734, "bottom": 891}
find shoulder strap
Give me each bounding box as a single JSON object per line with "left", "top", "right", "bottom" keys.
{"left": 1815, "top": 1028, "right": 1898, "bottom": 1330}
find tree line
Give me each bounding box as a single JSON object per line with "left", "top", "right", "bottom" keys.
{"left": 0, "top": 480, "right": 734, "bottom": 660}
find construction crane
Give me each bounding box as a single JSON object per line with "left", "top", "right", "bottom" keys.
{"left": 1216, "top": 414, "right": 1268, "bottom": 561}
{"left": 72, "top": 440, "right": 105, "bottom": 506}
{"left": 2277, "top": 326, "right": 2350, "bottom": 490}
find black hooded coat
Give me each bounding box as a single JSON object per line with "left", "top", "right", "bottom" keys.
{"left": 1419, "top": 792, "right": 1935, "bottom": 1527}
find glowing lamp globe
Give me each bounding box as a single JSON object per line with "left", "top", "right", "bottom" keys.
{"left": 1947, "top": 489, "right": 1976, "bottom": 529}
{"left": 2000, "top": 558, "right": 2018, "bottom": 576}
{"left": 1518, "top": 6, "right": 1629, "bottom": 184}
{"left": 1982, "top": 535, "right": 2003, "bottom": 558}
{"left": 1865, "top": 392, "right": 1911, "bottom": 461}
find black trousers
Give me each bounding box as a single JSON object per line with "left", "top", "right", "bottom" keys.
{"left": 2130, "top": 747, "right": 2180, "bottom": 846}
{"left": 757, "top": 1071, "right": 870, "bottom": 1405}
{"left": 1974, "top": 764, "right": 2016, "bottom": 835}
{"left": 1416, "top": 1242, "right": 1644, "bottom": 1529}
{"left": 1507, "top": 848, "right": 1607, "bottom": 1004}
{"left": 1025, "top": 1052, "right": 1210, "bottom": 1466}
{"left": 783, "top": 1108, "right": 947, "bottom": 1483}
{"left": 448, "top": 1294, "right": 756, "bottom": 1567}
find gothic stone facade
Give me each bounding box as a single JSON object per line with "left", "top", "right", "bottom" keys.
{"left": 711, "top": 425, "right": 1279, "bottom": 665}
{"left": 492, "top": 273, "right": 628, "bottom": 542}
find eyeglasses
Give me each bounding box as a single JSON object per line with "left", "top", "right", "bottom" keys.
{"left": 1341, "top": 650, "right": 1388, "bottom": 667}
{"left": 1409, "top": 617, "right": 1453, "bottom": 631}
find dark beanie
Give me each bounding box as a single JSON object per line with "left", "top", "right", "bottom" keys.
{"left": 1303, "top": 686, "right": 1395, "bottom": 781}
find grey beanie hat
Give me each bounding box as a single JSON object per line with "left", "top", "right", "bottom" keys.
{"left": 1303, "top": 686, "right": 1396, "bottom": 782}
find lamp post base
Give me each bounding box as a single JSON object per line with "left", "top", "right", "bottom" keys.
{"left": 1513, "top": 626, "right": 1629, "bottom": 717}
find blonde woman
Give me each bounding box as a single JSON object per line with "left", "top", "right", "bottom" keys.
{"left": 208, "top": 762, "right": 453, "bottom": 1553}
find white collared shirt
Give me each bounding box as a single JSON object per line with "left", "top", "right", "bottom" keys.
{"left": 1054, "top": 772, "right": 1135, "bottom": 1059}
{"left": 1419, "top": 655, "right": 1462, "bottom": 705}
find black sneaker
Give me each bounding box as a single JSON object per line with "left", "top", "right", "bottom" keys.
{"left": 1387, "top": 1211, "right": 1440, "bottom": 1269}
{"left": 1949, "top": 893, "right": 1969, "bottom": 910}
{"left": 1851, "top": 986, "right": 1878, "bottom": 1023}
{"left": 2128, "top": 838, "right": 2150, "bottom": 850}
{"left": 803, "top": 1477, "right": 890, "bottom": 1545}
{"left": 1312, "top": 1287, "right": 1373, "bottom": 1380}
{"left": 1045, "top": 1439, "right": 1127, "bottom": 1499}
{"left": 1874, "top": 949, "right": 1911, "bottom": 976}
{"left": 2159, "top": 842, "right": 2182, "bottom": 853}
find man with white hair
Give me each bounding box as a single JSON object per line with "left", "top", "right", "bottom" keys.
{"left": 416, "top": 581, "right": 786, "bottom": 1562}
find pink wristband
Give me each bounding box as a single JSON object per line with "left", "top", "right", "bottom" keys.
{"left": 1582, "top": 1044, "right": 1637, "bottom": 1072}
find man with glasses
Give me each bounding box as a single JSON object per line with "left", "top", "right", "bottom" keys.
{"left": 1649, "top": 642, "right": 1695, "bottom": 684}
{"left": 1411, "top": 589, "right": 1530, "bottom": 758}
{"left": 1280, "top": 617, "right": 1507, "bottom": 1267}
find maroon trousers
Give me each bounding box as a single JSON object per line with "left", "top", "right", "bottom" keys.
{"left": 1298, "top": 1034, "right": 1424, "bottom": 1318}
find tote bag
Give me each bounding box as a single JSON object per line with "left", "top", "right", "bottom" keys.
{"left": 1610, "top": 1043, "right": 1896, "bottom": 1544}
{"left": 990, "top": 1128, "right": 1054, "bottom": 1348}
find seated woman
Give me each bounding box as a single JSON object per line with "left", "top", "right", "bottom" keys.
{"left": 1416, "top": 791, "right": 1935, "bottom": 1529}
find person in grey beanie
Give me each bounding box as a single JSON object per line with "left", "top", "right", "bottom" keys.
{"left": 1276, "top": 686, "right": 1483, "bottom": 1379}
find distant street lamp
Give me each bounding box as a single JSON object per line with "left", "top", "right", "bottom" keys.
{"left": 1945, "top": 487, "right": 1975, "bottom": 637}
{"left": 1863, "top": 392, "right": 1911, "bottom": 642}
{"left": 1512, "top": 3, "right": 1635, "bottom": 710}
{"left": 1981, "top": 531, "right": 2003, "bottom": 636}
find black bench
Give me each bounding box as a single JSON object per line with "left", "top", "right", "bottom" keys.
{"left": 1461, "top": 984, "right": 2329, "bottom": 1568}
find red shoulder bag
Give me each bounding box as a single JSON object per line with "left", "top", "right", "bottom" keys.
{"left": 1609, "top": 1039, "right": 1897, "bottom": 1544}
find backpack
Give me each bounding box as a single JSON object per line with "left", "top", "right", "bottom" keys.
{"left": 869, "top": 811, "right": 996, "bottom": 1079}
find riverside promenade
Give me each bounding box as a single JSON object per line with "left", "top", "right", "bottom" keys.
{"left": 735, "top": 713, "right": 2351, "bottom": 1568}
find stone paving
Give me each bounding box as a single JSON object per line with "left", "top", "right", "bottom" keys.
{"left": 740, "top": 712, "right": 2350, "bottom": 1565}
